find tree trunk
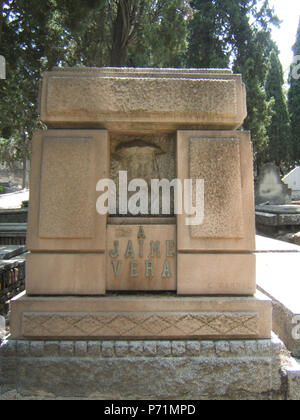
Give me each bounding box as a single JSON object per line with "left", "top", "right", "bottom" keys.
{"left": 0, "top": 1, "right": 4, "bottom": 50}
{"left": 110, "top": 0, "right": 131, "bottom": 67}
{"left": 22, "top": 159, "right": 27, "bottom": 190}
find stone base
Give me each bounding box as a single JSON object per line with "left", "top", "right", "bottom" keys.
{"left": 285, "top": 358, "right": 300, "bottom": 400}
{"left": 0, "top": 336, "right": 291, "bottom": 400}
{"left": 10, "top": 292, "right": 272, "bottom": 340}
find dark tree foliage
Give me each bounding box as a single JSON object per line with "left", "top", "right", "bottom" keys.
{"left": 0, "top": 0, "right": 287, "bottom": 171}
{"left": 265, "top": 49, "right": 291, "bottom": 168}
{"left": 187, "top": 0, "right": 279, "bottom": 164}
{"left": 288, "top": 19, "right": 300, "bottom": 164}
{"left": 0, "top": 0, "right": 189, "bottom": 170}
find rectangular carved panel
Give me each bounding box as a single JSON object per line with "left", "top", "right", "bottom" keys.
{"left": 177, "top": 131, "right": 256, "bottom": 252}
{"left": 39, "top": 137, "right": 95, "bottom": 239}
{"left": 27, "top": 130, "right": 109, "bottom": 252}
{"left": 189, "top": 138, "right": 244, "bottom": 239}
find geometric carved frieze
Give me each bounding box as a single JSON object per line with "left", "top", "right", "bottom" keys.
{"left": 22, "top": 312, "right": 259, "bottom": 339}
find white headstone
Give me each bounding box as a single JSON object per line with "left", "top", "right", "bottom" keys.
{"left": 283, "top": 167, "right": 300, "bottom": 193}
{"left": 0, "top": 55, "right": 6, "bottom": 80}
{"left": 0, "top": 316, "right": 6, "bottom": 339}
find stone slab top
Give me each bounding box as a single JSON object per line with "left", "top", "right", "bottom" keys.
{"left": 0, "top": 209, "right": 28, "bottom": 214}
{"left": 0, "top": 223, "right": 27, "bottom": 232}
{"left": 50, "top": 67, "right": 234, "bottom": 77}
{"left": 256, "top": 235, "right": 300, "bottom": 252}
{"left": 39, "top": 67, "right": 247, "bottom": 131}
{"left": 257, "top": 253, "right": 300, "bottom": 314}
{"left": 0, "top": 245, "right": 27, "bottom": 260}
{"left": 256, "top": 205, "right": 300, "bottom": 214}
{"left": 256, "top": 211, "right": 300, "bottom": 226}
{"left": 12, "top": 290, "right": 270, "bottom": 304}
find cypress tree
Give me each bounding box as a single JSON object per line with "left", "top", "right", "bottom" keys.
{"left": 186, "top": 0, "right": 229, "bottom": 68}
{"left": 288, "top": 19, "right": 300, "bottom": 164}
{"left": 186, "top": 0, "right": 278, "bottom": 166}
{"left": 265, "top": 49, "right": 291, "bottom": 167}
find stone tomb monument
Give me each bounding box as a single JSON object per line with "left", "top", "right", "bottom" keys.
{"left": 10, "top": 68, "right": 271, "bottom": 340}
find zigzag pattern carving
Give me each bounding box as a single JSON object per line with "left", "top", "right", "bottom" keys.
{"left": 22, "top": 312, "right": 259, "bottom": 338}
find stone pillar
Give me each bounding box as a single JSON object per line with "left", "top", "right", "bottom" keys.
{"left": 177, "top": 130, "right": 256, "bottom": 295}
{"left": 26, "top": 130, "right": 109, "bottom": 295}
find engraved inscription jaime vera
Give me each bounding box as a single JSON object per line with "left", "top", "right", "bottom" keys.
{"left": 107, "top": 225, "right": 177, "bottom": 291}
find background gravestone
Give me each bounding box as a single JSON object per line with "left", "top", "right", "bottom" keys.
{"left": 255, "top": 163, "right": 292, "bottom": 205}
{"left": 283, "top": 166, "right": 300, "bottom": 201}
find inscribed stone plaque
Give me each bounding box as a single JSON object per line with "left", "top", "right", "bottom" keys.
{"left": 39, "top": 138, "right": 95, "bottom": 238}
{"left": 107, "top": 224, "right": 176, "bottom": 291}
{"left": 189, "top": 138, "right": 244, "bottom": 239}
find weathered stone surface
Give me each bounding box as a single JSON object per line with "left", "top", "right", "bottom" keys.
{"left": 189, "top": 137, "right": 243, "bottom": 239}
{"left": 26, "top": 253, "right": 106, "bottom": 296}
{"left": 257, "top": 252, "right": 300, "bottom": 357}
{"left": 110, "top": 133, "right": 176, "bottom": 216}
{"left": 21, "top": 312, "right": 260, "bottom": 339}
{"left": 111, "top": 134, "right": 176, "bottom": 183}
{"left": 0, "top": 336, "right": 289, "bottom": 400}
{"left": 177, "top": 253, "right": 256, "bottom": 295}
{"left": 10, "top": 293, "right": 272, "bottom": 340}
{"left": 255, "top": 163, "right": 292, "bottom": 205}
{"left": 27, "top": 130, "right": 109, "bottom": 252}
{"left": 39, "top": 137, "right": 95, "bottom": 239}
{"left": 285, "top": 358, "right": 300, "bottom": 400}
{"left": 39, "top": 68, "right": 247, "bottom": 131}
{"left": 256, "top": 205, "right": 300, "bottom": 215}
{"left": 177, "top": 130, "right": 255, "bottom": 252}
{"left": 0, "top": 209, "right": 27, "bottom": 224}
{"left": 255, "top": 205, "right": 300, "bottom": 228}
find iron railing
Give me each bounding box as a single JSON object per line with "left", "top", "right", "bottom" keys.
{"left": 0, "top": 260, "right": 25, "bottom": 316}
